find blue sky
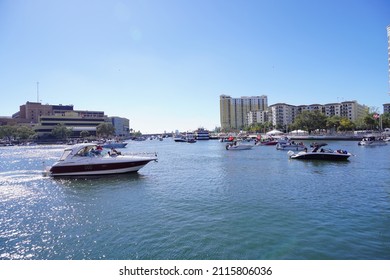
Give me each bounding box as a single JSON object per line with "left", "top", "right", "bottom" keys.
{"left": 1, "top": 0, "right": 389, "bottom": 133}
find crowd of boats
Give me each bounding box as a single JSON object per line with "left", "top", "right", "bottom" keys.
{"left": 2, "top": 126, "right": 388, "bottom": 177}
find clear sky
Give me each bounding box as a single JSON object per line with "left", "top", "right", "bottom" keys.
{"left": 1, "top": 0, "right": 389, "bottom": 134}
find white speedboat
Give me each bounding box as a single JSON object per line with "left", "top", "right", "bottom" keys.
{"left": 358, "top": 136, "right": 387, "bottom": 146}
{"left": 46, "top": 143, "right": 157, "bottom": 177}
{"left": 226, "top": 142, "right": 254, "bottom": 150}
{"left": 288, "top": 144, "right": 351, "bottom": 161}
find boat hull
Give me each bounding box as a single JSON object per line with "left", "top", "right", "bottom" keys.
{"left": 290, "top": 152, "right": 350, "bottom": 161}
{"left": 226, "top": 144, "right": 253, "bottom": 150}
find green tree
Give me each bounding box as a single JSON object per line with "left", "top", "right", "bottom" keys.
{"left": 51, "top": 124, "right": 72, "bottom": 140}
{"left": 381, "top": 112, "right": 390, "bottom": 129}
{"left": 16, "top": 125, "right": 36, "bottom": 141}
{"left": 326, "top": 115, "right": 342, "bottom": 132}
{"left": 96, "top": 123, "right": 115, "bottom": 138}
{"left": 292, "top": 111, "right": 327, "bottom": 134}
{"left": 363, "top": 112, "right": 379, "bottom": 130}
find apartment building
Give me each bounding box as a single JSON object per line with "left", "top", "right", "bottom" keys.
{"left": 220, "top": 95, "right": 268, "bottom": 130}
{"left": 255, "top": 101, "right": 368, "bottom": 130}
{"left": 269, "top": 103, "right": 296, "bottom": 128}
{"left": 384, "top": 103, "right": 390, "bottom": 114}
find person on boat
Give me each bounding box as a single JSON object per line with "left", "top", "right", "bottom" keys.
{"left": 110, "top": 148, "right": 121, "bottom": 156}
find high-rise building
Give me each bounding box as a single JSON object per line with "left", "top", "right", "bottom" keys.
{"left": 220, "top": 95, "right": 268, "bottom": 130}
{"left": 387, "top": 25, "right": 390, "bottom": 95}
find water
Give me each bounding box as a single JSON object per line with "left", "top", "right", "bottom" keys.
{"left": 0, "top": 140, "right": 389, "bottom": 260}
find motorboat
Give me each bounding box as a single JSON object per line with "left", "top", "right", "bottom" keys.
{"left": 358, "top": 136, "right": 387, "bottom": 146}
{"left": 276, "top": 141, "right": 306, "bottom": 151}
{"left": 288, "top": 144, "right": 351, "bottom": 161}
{"left": 46, "top": 143, "right": 157, "bottom": 177}
{"left": 101, "top": 140, "right": 127, "bottom": 149}
{"left": 226, "top": 142, "right": 254, "bottom": 150}
{"left": 174, "top": 132, "right": 197, "bottom": 143}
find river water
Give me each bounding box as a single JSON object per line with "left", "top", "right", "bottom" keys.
{"left": 0, "top": 139, "right": 389, "bottom": 260}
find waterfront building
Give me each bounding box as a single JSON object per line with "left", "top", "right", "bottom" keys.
{"left": 339, "top": 101, "right": 368, "bottom": 121}
{"left": 13, "top": 102, "right": 74, "bottom": 124}
{"left": 384, "top": 103, "right": 390, "bottom": 114}
{"left": 267, "top": 101, "right": 368, "bottom": 130}
{"left": 269, "top": 103, "right": 296, "bottom": 129}
{"left": 108, "top": 116, "right": 130, "bottom": 137}
{"left": 247, "top": 110, "right": 268, "bottom": 126}
{"left": 220, "top": 95, "right": 268, "bottom": 130}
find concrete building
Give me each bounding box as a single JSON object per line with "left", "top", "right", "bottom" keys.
{"left": 220, "top": 95, "right": 268, "bottom": 130}
{"left": 267, "top": 101, "right": 368, "bottom": 129}
{"left": 33, "top": 111, "right": 108, "bottom": 137}
{"left": 247, "top": 110, "right": 268, "bottom": 126}
{"left": 14, "top": 102, "right": 74, "bottom": 124}
{"left": 12, "top": 101, "right": 108, "bottom": 137}
{"left": 383, "top": 103, "right": 390, "bottom": 114}
{"left": 269, "top": 103, "right": 296, "bottom": 129}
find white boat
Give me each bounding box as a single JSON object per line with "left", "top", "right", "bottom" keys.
{"left": 288, "top": 144, "right": 351, "bottom": 161}
{"left": 46, "top": 143, "right": 157, "bottom": 177}
{"left": 276, "top": 138, "right": 306, "bottom": 151}
{"left": 225, "top": 142, "right": 254, "bottom": 150}
{"left": 358, "top": 136, "right": 387, "bottom": 146}
{"left": 102, "top": 140, "right": 127, "bottom": 149}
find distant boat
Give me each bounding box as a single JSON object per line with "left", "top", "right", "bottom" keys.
{"left": 174, "top": 132, "right": 197, "bottom": 143}
{"left": 225, "top": 141, "right": 254, "bottom": 150}
{"left": 46, "top": 143, "right": 157, "bottom": 177}
{"left": 102, "top": 140, "right": 127, "bottom": 149}
{"left": 195, "top": 128, "right": 210, "bottom": 140}
{"left": 358, "top": 136, "right": 387, "bottom": 146}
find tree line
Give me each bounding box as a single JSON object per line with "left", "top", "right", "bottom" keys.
{"left": 0, "top": 122, "right": 132, "bottom": 143}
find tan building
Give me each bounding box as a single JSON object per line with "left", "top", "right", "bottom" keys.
{"left": 12, "top": 101, "right": 108, "bottom": 137}
{"left": 220, "top": 95, "right": 268, "bottom": 130}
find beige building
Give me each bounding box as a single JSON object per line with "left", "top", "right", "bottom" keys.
{"left": 269, "top": 103, "right": 296, "bottom": 128}
{"left": 387, "top": 25, "right": 390, "bottom": 95}
{"left": 220, "top": 95, "right": 268, "bottom": 130}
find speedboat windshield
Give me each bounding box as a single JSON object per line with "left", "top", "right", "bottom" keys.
{"left": 59, "top": 149, "right": 72, "bottom": 161}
